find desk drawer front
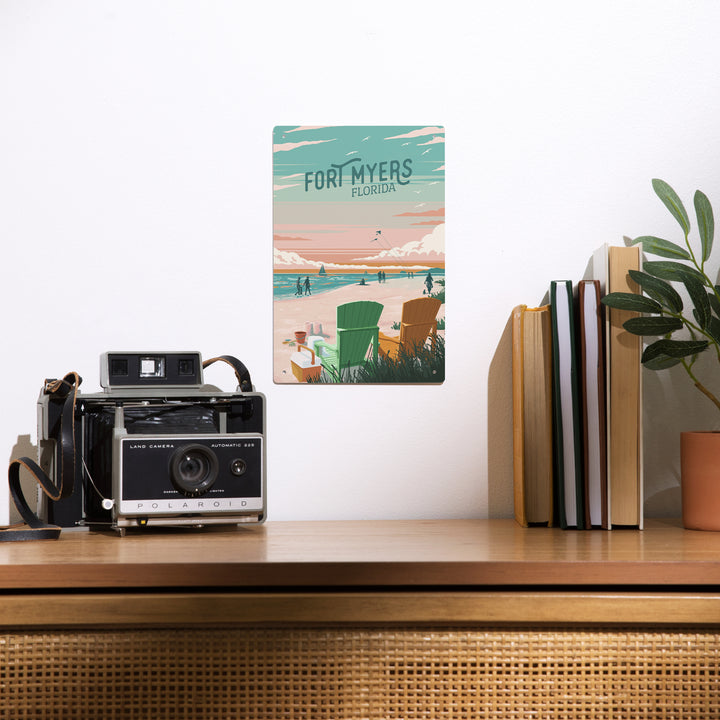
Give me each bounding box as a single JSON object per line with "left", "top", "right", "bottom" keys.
{"left": 2, "top": 626, "right": 718, "bottom": 719}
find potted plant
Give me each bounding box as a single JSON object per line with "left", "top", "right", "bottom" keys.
{"left": 602, "top": 179, "right": 720, "bottom": 529}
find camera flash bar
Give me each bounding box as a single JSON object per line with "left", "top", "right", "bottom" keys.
{"left": 101, "top": 352, "right": 203, "bottom": 389}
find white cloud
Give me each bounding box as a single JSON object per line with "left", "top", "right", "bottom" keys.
{"left": 354, "top": 223, "right": 445, "bottom": 262}
{"left": 273, "top": 138, "right": 335, "bottom": 153}
{"left": 273, "top": 249, "right": 322, "bottom": 268}
{"left": 273, "top": 248, "right": 431, "bottom": 273}
{"left": 419, "top": 136, "right": 445, "bottom": 146}
{"left": 385, "top": 127, "right": 444, "bottom": 140}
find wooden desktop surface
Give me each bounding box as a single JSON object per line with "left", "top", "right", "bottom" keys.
{"left": 0, "top": 518, "right": 717, "bottom": 590}
{"left": 0, "top": 519, "right": 718, "bottom": 627}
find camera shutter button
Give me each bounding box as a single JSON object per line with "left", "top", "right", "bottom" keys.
{"left": 230, "top": 459, "right": 247, "bottom": 477}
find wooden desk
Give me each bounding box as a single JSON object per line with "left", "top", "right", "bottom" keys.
{"left": 2, "top": 519, "right": 719, "bottom": 718}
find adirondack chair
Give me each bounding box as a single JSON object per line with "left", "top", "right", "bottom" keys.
{"left": 378, "top": 296, "right": 442, "bottom": 360}
{"left": 314, "top": 301, "right": 384, "bottom": 378}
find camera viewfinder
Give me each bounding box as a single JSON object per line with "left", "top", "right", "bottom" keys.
{"left": 178, "top": 358, "right": 195, "bottom": 376}
{"left": 111, "top": 359, "right": 129, "bottom": 377}
{"left": 139, "top": 356, "right": 166, "bottom": 378}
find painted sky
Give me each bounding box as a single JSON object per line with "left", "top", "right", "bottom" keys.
{"left": 273, "top": 126, "right": 445, "bottom": 270}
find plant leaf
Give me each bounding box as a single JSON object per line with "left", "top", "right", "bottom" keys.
{"left": 628, "top": 270, "right": 683, "bottom": 313}
{"left": 622, "top": 316, "right": 683, "bottom": 335}
{"left": 643, "top": 260, "right": 706, "bottom": 283}
{"left": 630, "top": 235, "right": 691, "bottom": 260}
{"left": 709, "top": 291, "right": 720, "bottom": 319}
{"left": 694, "top": 189, "right": 714, "bottom": 262}
{"left": 643, "top": 354, "right": 684, "bottom": 371}
{"left": 708, "top": 316, "right": 720, "bottom": 346}
{"left": 642, "top": 338, "right": 709, "bottom": 362}
{"left": 652, "top": 178, "right": 690, "bottom": 235}
{"left": 601, "top": 292, "right": 662, "bottom": 313}
{"left": 685, "top": 275, "right": 712, "bottom": 329}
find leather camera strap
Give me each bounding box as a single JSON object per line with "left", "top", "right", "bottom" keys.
{"left": 202, "top": 355, "right": 253, "bottom": 392}
{"left": 1, "top": 372, "right": 81, "bottom": 542}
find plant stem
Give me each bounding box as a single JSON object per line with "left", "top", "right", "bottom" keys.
{"left": 682, "top": 359, "right": 720, "bottom": 411}
{"left": 694, "top": 381, "right": 720, "bottom": 413}
{"left": 685, "top": 230, "right": 700, "bottom": 269}
{"left": 665, "top": 309, "right": 720, "bottom": 364}
{"left": 686, "top": 231, "right": 720, "bottom": 320}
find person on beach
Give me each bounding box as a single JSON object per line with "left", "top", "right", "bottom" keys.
{"left": 296, "top": 277, "right": 302, "bottom": 296}
{"left": 304, "top": 276, "right": 312, "bottom": 295}
{"left": 425, "top": 272, "right": 434, "bottom": 295}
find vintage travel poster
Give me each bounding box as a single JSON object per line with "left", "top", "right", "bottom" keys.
{"left": 273, "top": 125, "right": 445, "bottom": 384}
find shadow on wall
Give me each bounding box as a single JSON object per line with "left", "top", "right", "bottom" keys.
{"left": 487, "top": 313, "right": 514, "bottom": 519}
{"left": 642, "top": 352, "right": 720, "bottom": 517}
{"left": 8, "top": 434, "right": 37, "bottom": 525}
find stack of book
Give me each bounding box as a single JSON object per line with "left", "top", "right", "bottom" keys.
{"left": 512, "top": 244, "right": 643, "bottom": 529}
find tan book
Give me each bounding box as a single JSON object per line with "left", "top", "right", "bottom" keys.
{"left": 512, "top": 304, "right": 554, "bottom": 526}
{"left": 593, "top": 244, "right": 643, "bottom": 528}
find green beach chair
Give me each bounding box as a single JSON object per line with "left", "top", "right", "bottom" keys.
{"left": 314, "top": 300, "right": 384, "bottom": 380}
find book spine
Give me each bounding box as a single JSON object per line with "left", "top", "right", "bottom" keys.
{"left": 550, "top": 281, "right": 585, "bottom": 529}
{"left": 607, "top": 245, "right": 642, "bottom": 528}
{"left": 511, "top": 305, "right": 529, "bottom": 528}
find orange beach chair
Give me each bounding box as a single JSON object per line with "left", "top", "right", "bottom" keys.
{"left": 378, "top": 297, "right": 442, "bottom": 360}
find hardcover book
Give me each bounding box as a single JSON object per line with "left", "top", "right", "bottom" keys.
{"left": 512, "top": 304, "right": 554, "bottom": 527}
{"left": 578, "top": 279, "right": 608, "bottom": 528}
{"left": 273, "top": 126, "right": 445, "bottom": 384}
{"left": 593, "top": 244, "right": 643, "bottom": 528}
{"left": 550, "top": 280, "right": 586, "bottom": 529}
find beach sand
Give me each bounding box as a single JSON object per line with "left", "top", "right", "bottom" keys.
{"left": 274, "top": 276, "right": 445, "bottom": 382}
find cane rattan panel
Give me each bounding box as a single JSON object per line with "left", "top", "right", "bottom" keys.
{"left": 1, "top": 625, "right": 718, "bottom": 719}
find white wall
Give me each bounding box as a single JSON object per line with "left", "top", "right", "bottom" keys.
{"left": 2, "top": 1, "right": 720, "bottom": 524}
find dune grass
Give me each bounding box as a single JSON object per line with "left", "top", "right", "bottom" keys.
{"left": 310, "top": 335, "right": 445, "bottom": 384}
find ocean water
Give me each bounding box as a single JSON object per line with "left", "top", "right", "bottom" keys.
{"left": 274, "top": 271, "right": 444, "bottom": 300}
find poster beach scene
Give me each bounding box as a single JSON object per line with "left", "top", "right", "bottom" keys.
{"left": 273, "top": 126, "right": 445, "bottom": 384}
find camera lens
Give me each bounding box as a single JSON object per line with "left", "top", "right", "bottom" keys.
{"left": 170, "top": 444, "right": 219, "bottom": 497}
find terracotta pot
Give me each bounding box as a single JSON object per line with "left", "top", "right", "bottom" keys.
{"left": 681, "top": 432, "right": 720, "bottom": 531}
{"left": 294, "top": 331, "right": 307, "bottom": 345}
